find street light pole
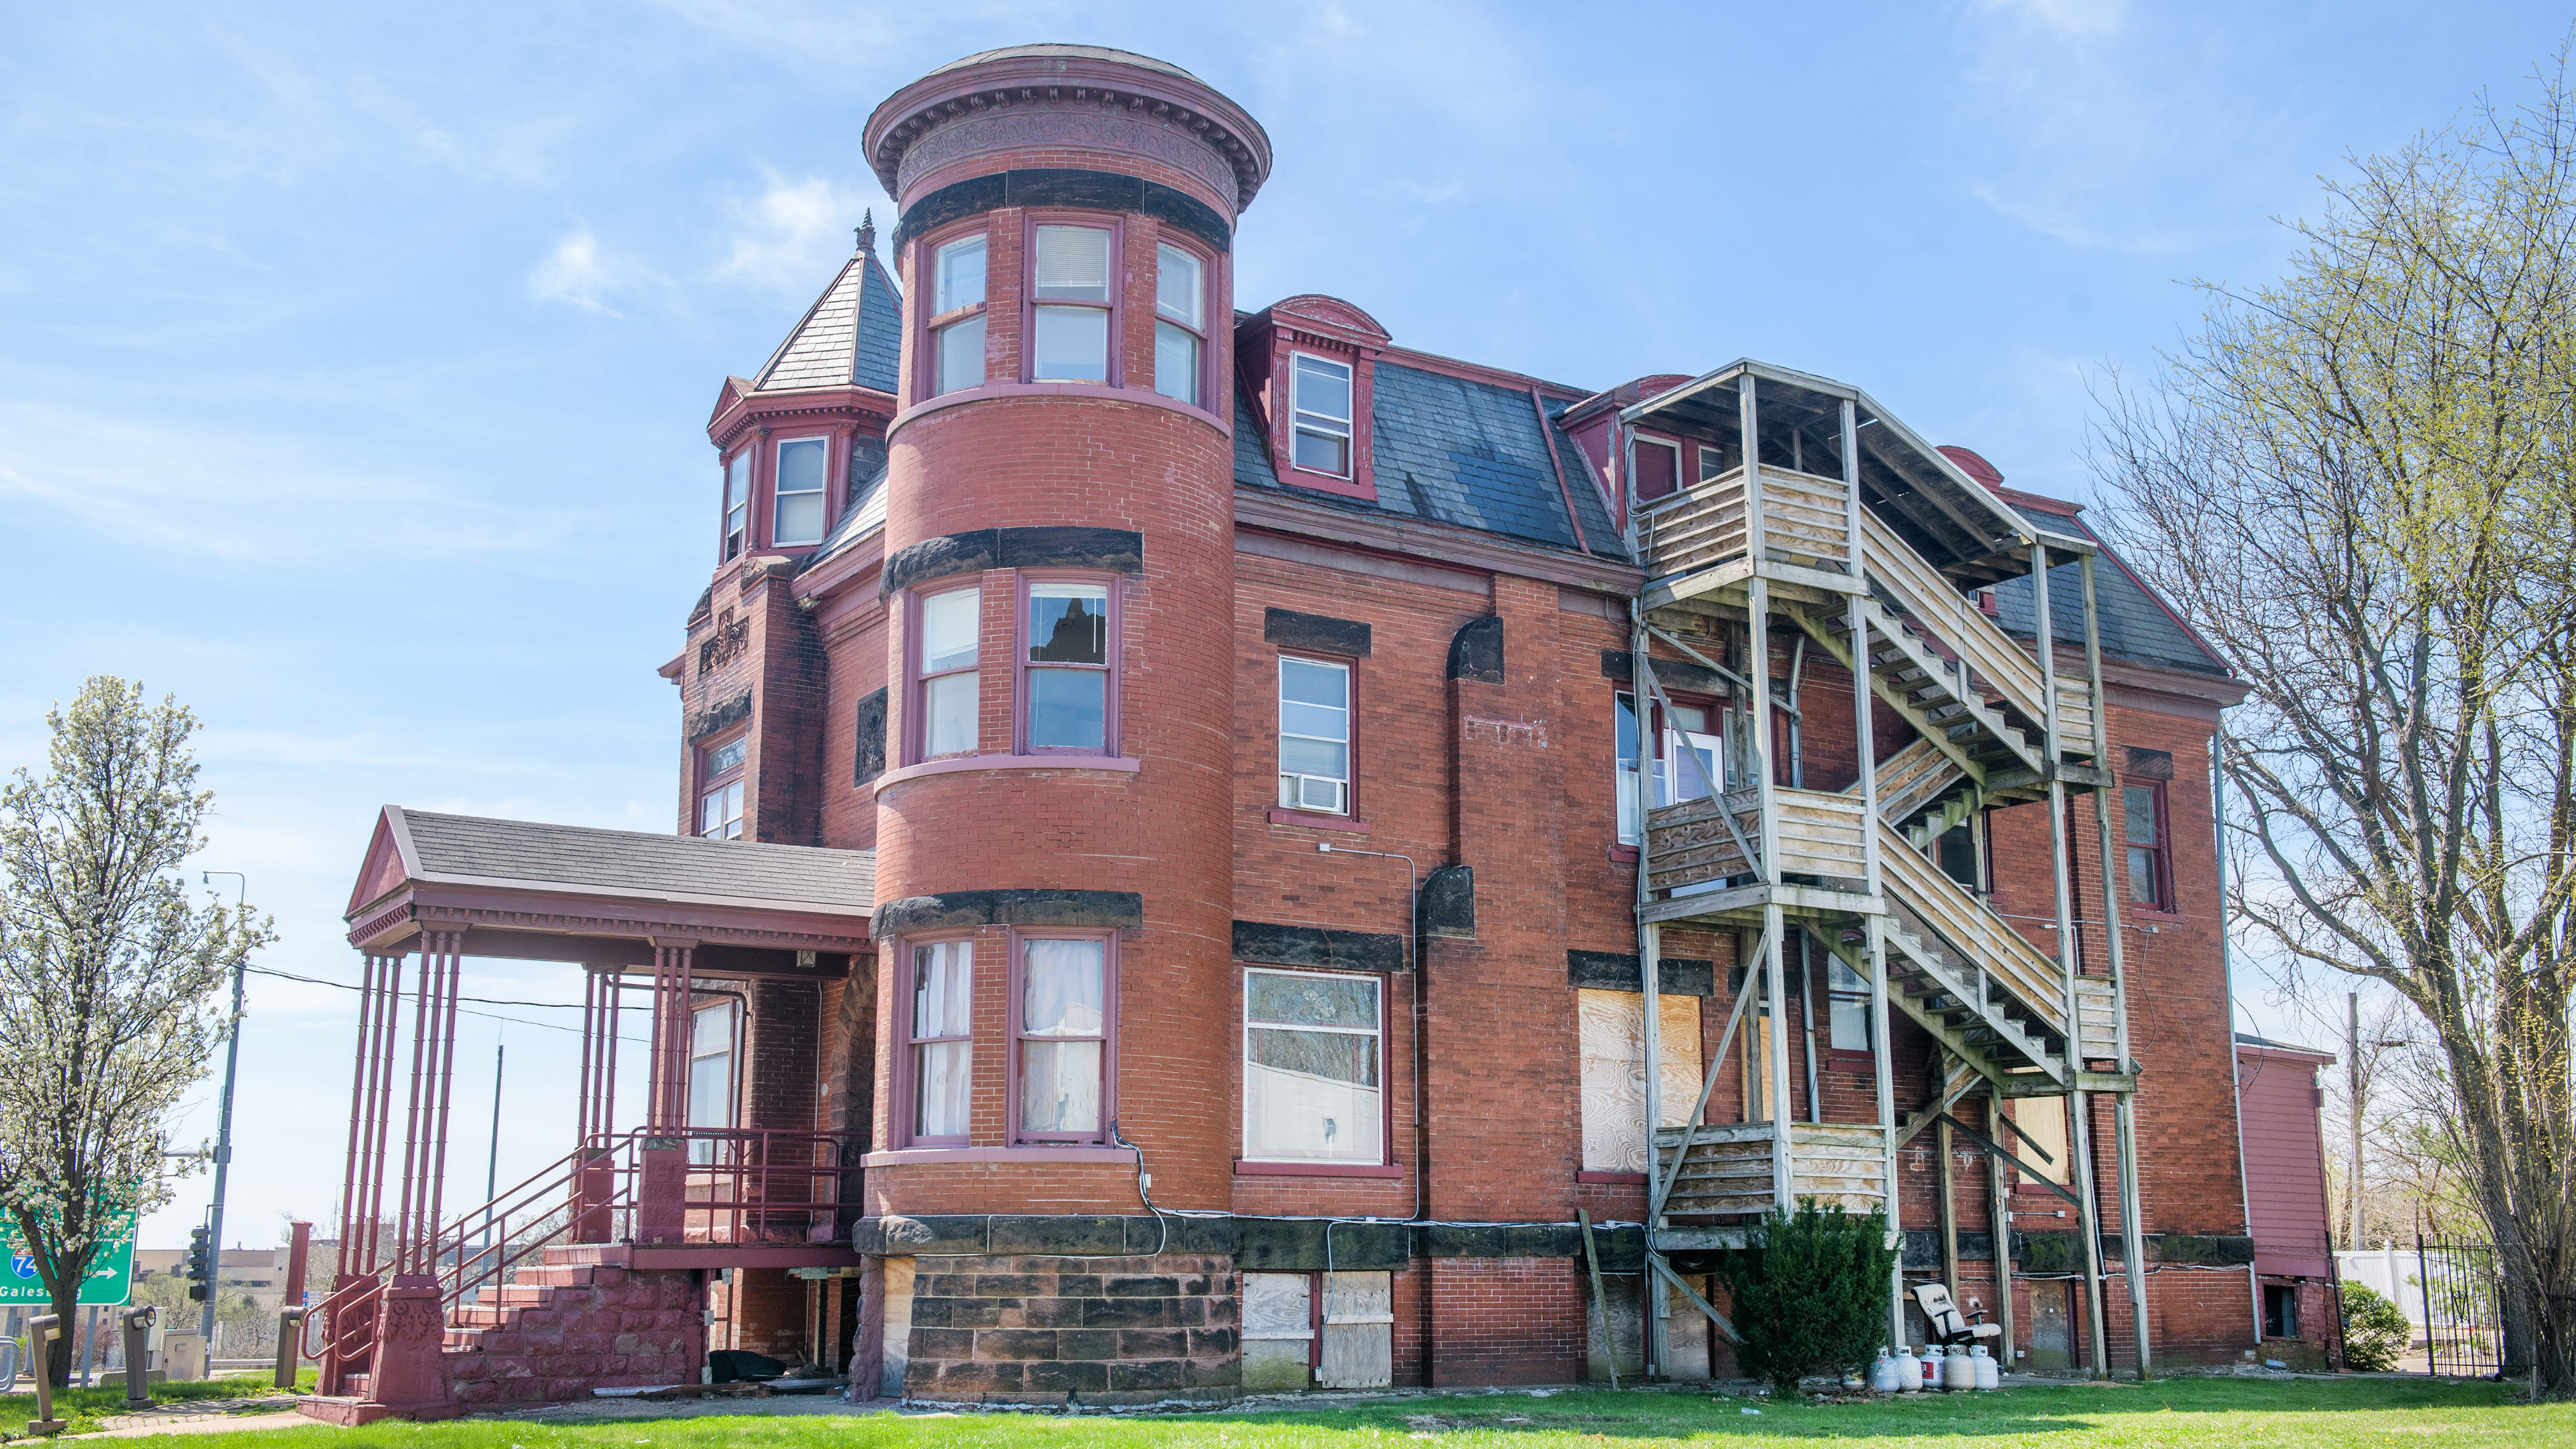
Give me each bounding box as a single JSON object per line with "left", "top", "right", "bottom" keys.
{"left": 199, "top": 872, "right": 247, "bottom": 1348}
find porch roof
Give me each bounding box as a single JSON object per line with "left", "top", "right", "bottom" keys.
{"left": 345, "top": 806, "right": 873, "bottom": 961}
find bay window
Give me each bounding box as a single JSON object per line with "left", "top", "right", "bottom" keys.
{"left": 908, "top": 940, "right": 972, "bottom": 1144}
{"left": 1031, "top": 224, "right": 1112, "bottom": 383}
{"left": 1277, "top": 656, "right": 1351, "bottom": 815}
{"left": 930, "top": 233, "right": 988, "bottom": 397}
{"left": 1022, "top": 579, "right": 1113, "bottom": 753}
{"left": 773, "top": 437, "right": 827, "bottom": 546}
{"left": 1014, "top": 935, "right": 1110, "bottom": 1143}
{"left": 915, "top": 587, "right": 979, "bottom": 760}
{"left": 721, "top": 451, "right": 750, "bottom": 560}
{"left": 1154, "top": 242, "right": 1205, "bottom": 406}
{"left": 697, "top": 734, "right": 746, "bottom": 840}
{"left": 1290, "top": 354, "right": 1353, "bottom": 476}
{"left": 1243, "top": 968, "right": 1382, "bottom": 1163}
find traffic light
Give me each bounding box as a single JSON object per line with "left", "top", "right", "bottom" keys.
{"left": 185, "top": 1225, "right": 211, "bottom": 1302}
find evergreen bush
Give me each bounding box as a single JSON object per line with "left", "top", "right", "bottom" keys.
{"left": 2340, "top": 1282, "right": 2412, "bottom": 1372}
{"left": 1714, "top": 1201, "right": 1900, "bottom": 1396}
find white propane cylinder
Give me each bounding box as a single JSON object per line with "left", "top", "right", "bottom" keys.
{"left": 1924, "top": 1344, "right": 1947, "bottom": 1390}
{"left": 1972, "top": 1345, "right": 2000, "bottom": 1390}
{"left": 1870, "top": 1348, "right": 1902, "bottom": 1393}
{"left": 1893, "top": 1345, "right": 1922, "bottom": 1391}
{"left": 1943, "top": 1345, "right": 1978, "bottom": 1390}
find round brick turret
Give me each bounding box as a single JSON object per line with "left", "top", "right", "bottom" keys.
{"left": 862, "top": 47, "right": 1269, "bottom": 1218}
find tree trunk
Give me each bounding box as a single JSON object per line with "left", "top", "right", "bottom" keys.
{"left": 46, "top": 1278, "right": 77, "bottom": 1388}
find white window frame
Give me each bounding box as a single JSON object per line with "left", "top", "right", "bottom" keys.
{"left": 722, "top": 450, "right": 751, "bottom": 560}
{"left": 686, "top": 999, "right": 736, "bottom": 1165}
{"left": 929, "top": 232, "right": 989, "bottom": 399}
{"left": 772, "top": 436, "right": 830, "bottom": 547}
{"left": 1152, "top": 241, "right": 1206, "bottom": 407}
{"left": 1277, "top": 655, "right": 1352, "bottom": 816}
{"left": 1241, "top": 967, "right": 1384, "bottom": 1165}
{"left": 698, "top": 734, "right": 747, "bottom": 840}
{"left": 914, "top": 585, "right": 981, "bottom": 762}
{"left": 1289, "top": 353, "right": 1354, "bottom": 479}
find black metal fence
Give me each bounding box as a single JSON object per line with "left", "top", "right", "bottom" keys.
{"left": 2416, "top": 1237, "right": 2505, "bottom": 1378}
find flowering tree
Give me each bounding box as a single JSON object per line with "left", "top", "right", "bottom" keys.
{"left": 0, "top": 678, "right": 270, "bottom": 1384}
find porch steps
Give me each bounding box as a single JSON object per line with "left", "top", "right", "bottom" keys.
{"left": 437, "top": 1245, "right": 703, "bottom": 1404}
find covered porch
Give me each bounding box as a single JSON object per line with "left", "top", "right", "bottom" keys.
{"left": 310, "top": 806, "right": 875, "bottom": 1417}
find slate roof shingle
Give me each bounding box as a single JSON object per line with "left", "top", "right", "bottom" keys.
{"left": 394, "top": 807, "right": 874, "bottom": 914}
{"left": 750, "top": 251, "right": 904, "bottom": 395}
{"left": 1989, "top": 506, "right": 2231, "bottom": 678}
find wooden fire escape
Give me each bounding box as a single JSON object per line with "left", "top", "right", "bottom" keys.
{"left": 1614, "top": 362, "right": 2149, "bottom": 1379}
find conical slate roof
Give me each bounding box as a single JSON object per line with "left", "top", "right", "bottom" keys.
{"left": 749, "top": 235, "right": 903, "bottom": 396}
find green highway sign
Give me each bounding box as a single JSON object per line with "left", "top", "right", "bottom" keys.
{"left": 0, "top": 1208, "right": 135, "bottom": 1307}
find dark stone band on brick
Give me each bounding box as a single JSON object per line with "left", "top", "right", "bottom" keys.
{"left": 881, "top": 526, "right": 1146, "bottom": 597}
{"left": 853, "top": 687, "right": 888, "bottom": 786}
{"left": 1600, "top": 648, "right": 1726, "bottom": 697}
{"left": 1727, "top": 959, "right": 1807, "bottom": 996}
{"left": 1419, "top": 866, "right": 1473, "bottom": 940}
{"left": 853, "top": 1213, "right": 1648, "bottom": 1272}
{"left": 1263, "top": 607, "right": 1371, "bottom": 657}
{"left": 1446, "top": 616, "right": 1503, "bottom": 683}
{"left": 686, "top": 689, "right": 751, "bottom": 743}
{"left": 892, "top": 168, "right": 1234, "bottom": 257}
{"left": 1231, "top": 919, "right": 1404, "bottom": 973}
{"left": 1568, "top": 949, "right": 1714, "bottom": 997}
{"left": 876, "top": 889, "right": 1145, "bottom": 937}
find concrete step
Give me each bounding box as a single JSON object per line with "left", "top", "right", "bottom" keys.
{"left": 514, "top": 1263, "right": 597, "bottom": 1287}
{"left": 492, "top": 1284, "right": 557, "bottom": 1306}
{"left": 443, "top": 1328, "right": 491, "bottom": 1351}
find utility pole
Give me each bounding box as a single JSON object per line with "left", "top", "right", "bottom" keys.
{"left": 199, "top": 872, "right": 248, "bottom": 1346}
{"left": 2346, "top": 991, "right": 2365, "bottom": 1253}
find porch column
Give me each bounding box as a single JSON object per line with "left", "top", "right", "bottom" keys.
{"left": 391, "top": 928, "right": 464, "bottom": 1278}
{"left": 337, "top": 948, "right": 407, "bottom": 1276}
{"left": 646, "top": 940, "right": 698, "bottom": 1130}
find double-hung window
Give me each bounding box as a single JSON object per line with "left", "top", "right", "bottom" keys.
{"left": 916, "top": 588, "right": 979, "bottom": 760}
{"left": 721, "top": 451, "right": 750, "bottom": 559}
{"left": 908, "top": 941, "right": 972, "bottom": 1144}
{"left": 773, "top": 437, "right": 828, "bottom": 546}
{"left": 1290, "top": 355, "right": 1353, "bottom": 476}
{"left": 1277, "top": 656, "right": 1351, "bottom": 815}
{"left": 697, "top": 734, "right": 746, "bottom": 839}
{"left": 1023, "top": 580, "right": 1112, "bottom": 753}
{"left": 1015, "top": 935, "right": 1110, "bottom": 1143}
{"left": 1031, "top": 224, "right": 1112, "bottom": 383}
{"left": 687, "top": 1000, "right": 735, "bottom": 1164}
{"left": 2124, "top": 781, "right": 2171, "bottom": 908}
{"left": 1826, "top": 957, "right": 1871, "bottom": 1052}
{"left": 1153, "top": 243, "right": 1205, "bottom": 406}
{"left": 1614, "top": 693, "right": 1721, "bottom": 843}
{"left": 1243, "top": 969, "right": 1382, "bottom": 1163}
{"left": 930, "top": 233, "right": 988, "bottom": 397}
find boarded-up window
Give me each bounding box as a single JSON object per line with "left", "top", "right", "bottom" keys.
{"left": 2009, "top": 1095, "right": 2074, "bottom": 1186}
{"left": 1318, "top": 1271, "right": 1393, "bottom": 1389}
{"left": 1634, "top": 438, "right": 1680, "bottom": 503}
{"left": 1577, "top": 989, "right": 1703, "bottom": 1172}
{"left": 1240, "top": 1272, "right": 1314, "bottom": 1391}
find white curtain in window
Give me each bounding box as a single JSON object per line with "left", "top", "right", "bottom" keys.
{"left": 1020, "top": 940, "right": 1104, "bottom": 1133}
{"left": 913, "top": 942, "right": 972, "bottom": 1138}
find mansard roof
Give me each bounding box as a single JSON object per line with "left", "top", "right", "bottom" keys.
{"left": 1234, "top": 364, "right": 1628, "bottom": 562}
{"left": 747, "top": 245, "right": 903, "bottom": 397}
{"left": 1989, "top": 497, "right": 2234, "bottom": 679}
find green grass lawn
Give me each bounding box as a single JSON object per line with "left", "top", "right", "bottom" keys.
{"left": 83, "top": 1377, "right": 2574, "bottom": 1448}
{"left": 0, "top": 1367, "right": 312, "bottom": 1436}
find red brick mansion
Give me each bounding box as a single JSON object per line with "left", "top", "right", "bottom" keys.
{"left": 308, "top": 44, "right": 2288, "bottom": 1418}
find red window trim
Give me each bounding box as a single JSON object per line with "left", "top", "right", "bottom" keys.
{"left": 1239, "top": 963, "right": 1394, "bottom": 1169}
{"left": 1150, "top": 232, "right": 1214, "bottom": 409}
{"left": 1276, "top": 649, "right": 1359, "bottom": 819}
{"left": 905, "top": 582, "right": 983, "bottom": 767}
{"left": 1284, "top": 349, "right": 1358, "bottom": 482}
{"left": 914, "top": 220, "right": 994, "bottom": 405}
{"left": 1005, "top": 927, "right": 1118, "bottom": 1147}
{"left": 1012, "top": 570, "right": 1122, "bottom": 757}
{"left": 695, "top": 729, "right": 748, "bottom": 840}
{"left": 1615, "top": 687, "right": 1729, "bottom": 846}
{"left": 897, "top": 932, "right": 976, "bottom": 1149}
{"left": 1019, "top": 210, "right": 1125, "bottom": 389}
{"left": 1631, "top": 433, "right": 1683, "bottom": 506}
{"left": 719, "top": 447, "right": 753, "bottom": 562}
{"left": 768, "top": 431, "right": 837, "bottom": 551}
{"left": 2121, "top": 777, "right": 2175, "bottom": 911}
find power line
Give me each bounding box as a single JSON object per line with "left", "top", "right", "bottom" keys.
{"left": 243, "top": 965, "right": 648, "bottom": 1043}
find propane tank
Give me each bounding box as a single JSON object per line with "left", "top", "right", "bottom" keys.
{"left": 1943, "top": 1344, "right": 1979, "bottom": 1390}
{"left": 1920, "top": 1344, "right": 1944, "bottom": 1390}
{"left": 1893, "top": 1344, "right": 1922, "bottom": 1392}
{"left": 1869, "top": 1347, "right": 1902, "bottom": 1393}
{"left": 1972, "top": 1345, "right": 2000, "bottom": 1389}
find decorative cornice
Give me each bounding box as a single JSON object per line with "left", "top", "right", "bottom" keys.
{"left": 864, "top": 49, "right": 1272, "bottom": 211}
{"left": 1235, "top": 491, "right": 1645, "bottom": 597}
{"left": 709, "top": 385, "right": 897, "bottom": 453}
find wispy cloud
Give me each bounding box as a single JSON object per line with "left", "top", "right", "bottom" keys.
{"left": 713, "top": 172, "right": 864, "bottom": 292}
{"left": 527, "top": 225, "right": 653, "bottom": 314}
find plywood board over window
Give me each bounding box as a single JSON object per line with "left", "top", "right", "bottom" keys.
{"left": 1577, "top": 989, "right": 1704, "bottom": 1173}
{"left": 1318, "top": 1271, "right": 1393, "bottom": 1389}
{"left": 1241, "top": 1272, "right": 1315, "bottom": 1391}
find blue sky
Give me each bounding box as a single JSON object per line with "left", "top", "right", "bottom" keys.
{"left": 3, "top": 0, "right": 2564, "bottom": 1254}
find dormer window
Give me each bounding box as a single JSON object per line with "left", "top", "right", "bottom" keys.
{"left": 930, "top": 233, "right": 987, "bottom": 397}
{"left": 1153, "top": 243, "right": 1205, "bottom": 407}
{"left": 721, "top": 451, "right": 750, "bottom": 560}
{"left": 1031, "top": 225, "right": 1113, "bottom": 383}
{"left": 1291, "top": 355, "right": 1353, "bottom": 477}
{"left": 773, "top": 437, "right": 828, "bottom": 546}
{"left": 697, "top": 734, "right": 747, "bottom": 839}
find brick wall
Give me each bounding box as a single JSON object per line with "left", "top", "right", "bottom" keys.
{"left": 1423, "top": 1257, "right": 1584, "bottom": 1384}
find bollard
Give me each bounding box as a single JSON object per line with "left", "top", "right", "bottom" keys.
{"left": 27, "top": 1314, "right": 64, "bottom": 1436}
{"left": 273, "top": 1307, "right": 304, "bottom": 1391}
{"left": 120, "top": 1306, "right": 156, "bottom": 1410}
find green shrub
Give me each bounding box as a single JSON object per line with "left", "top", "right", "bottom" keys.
{"left": 2340, "top": 1282, "right": 2412, "bottom": 1372}
{"left": 1714, "top": 1201, "right": 1899, "bottom": 1396}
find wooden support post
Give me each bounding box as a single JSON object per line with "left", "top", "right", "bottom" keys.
{"left": 1938, "top": 1106, "right": 1960, "bottom": 1305}
{"left": 1640, "top": 920, "right": 1664, "bottom": 1379}
{"left": 2070, "top": 1091, "right": 2110, "bottom": 1377}
{"left": 2115, "top": 1093, "right": 2150, "bottom": 1378}
{"left": 1578, "top": 1210, "right": 1617, "bottom": 1389}
{"left": 1763, "top": 904, "right": 1792, "bottom": 1212}
{"left": 1988, "top": 1087, "right": 2016, "bottom": 1366}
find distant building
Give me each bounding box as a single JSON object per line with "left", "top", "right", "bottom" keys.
{"left": 133, "top": 1246, "right": 307, "bottom": 1316}
{"left": 2235, "top": 1034, "right": 2342, "bottom": 1367}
